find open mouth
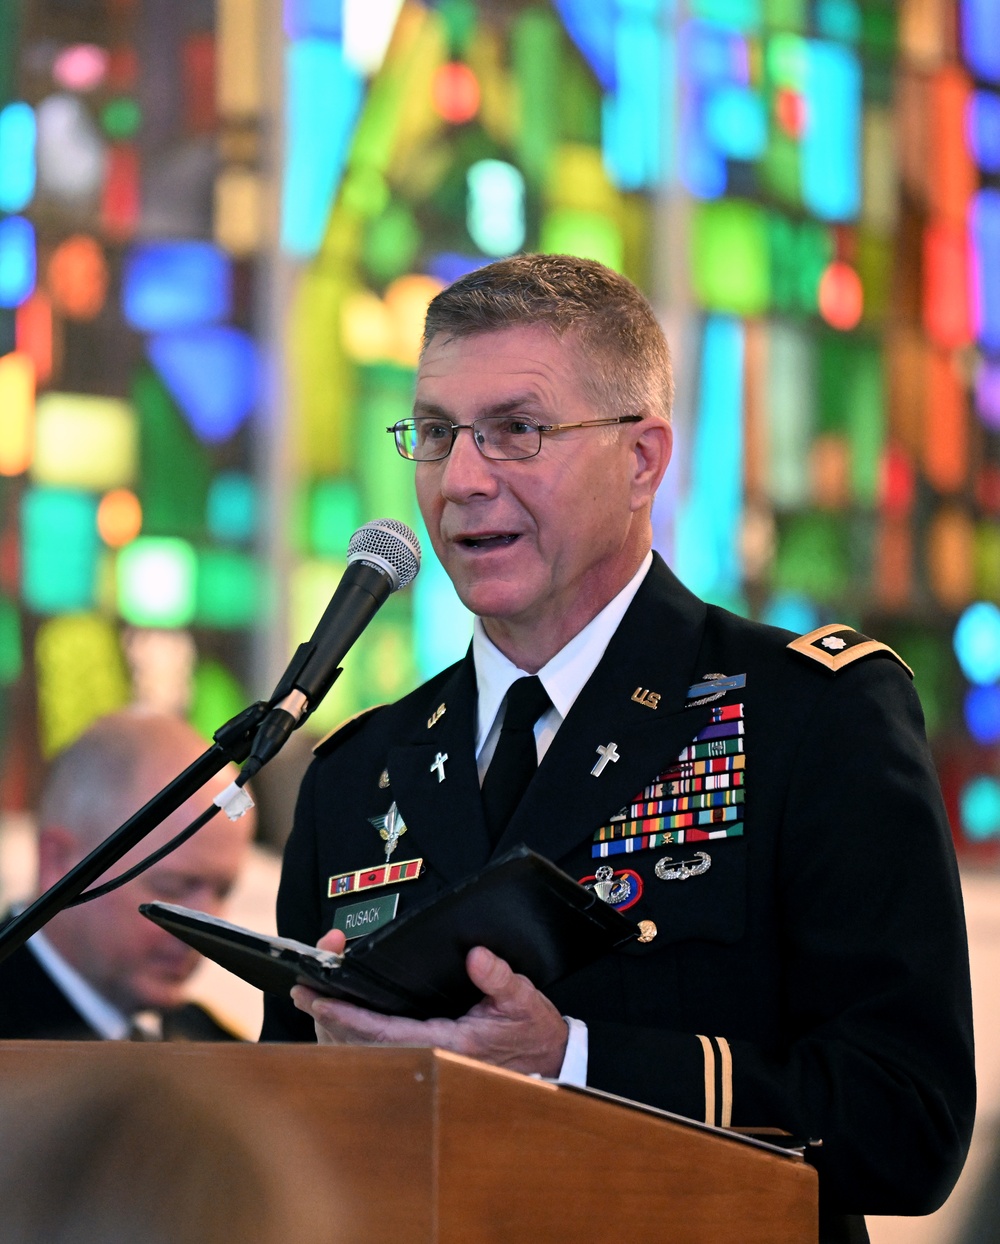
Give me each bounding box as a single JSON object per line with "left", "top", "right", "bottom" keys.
{"left": 460, "top": 534, "right": 520, "bottom": 549}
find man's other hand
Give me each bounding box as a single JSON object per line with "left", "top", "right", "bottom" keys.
{"left": 290, "top": 929, "right": 569, "bottom": 1078}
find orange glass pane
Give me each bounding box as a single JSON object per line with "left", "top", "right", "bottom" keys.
{"left": 923, "top": 222, "right": 973, "bottom": 348}
{"left": 432, "top": 62, "right": 480, "bottom": 124}
{"left": 886, "top": 328, "right": 925, "bottom": 457}
{"left": 927, "top": 506, "right": 974, "bottom": 609}
{"left": 929, "top": 66, "right": 976, "bottom": 224}
{"left": 874, "top": 518, "right": 913, "bottom": 611}
{"left": 976, "top": 464, "right": 1000, "bottom": 515}
{"left": 101, "top": 144, "right": 140, "bottom": 240}
{"left": 183, "top": 33, "right": 216, "bottom": 133}
{"left": 818, "top": 262, "right": 863, "bottom": 331}
{"left": 46, "top": 235, "right": 109, "bottom": 321}
{"left": 0, "top": 352, "right": 35, "bottom": 475}
{"left": 810, "top": 434, "right": 851, "bottom": 509}
{"left": 923, "top": 349, "right": 968, "bottom": 493}
{"left": 97, "top": 488, "right": 142, "bottom": 547}
{"left": 15, "top": 292, "right": 53, "bottom": 386}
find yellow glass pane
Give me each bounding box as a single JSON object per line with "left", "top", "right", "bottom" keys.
{"left": 35, "top": 613, "right": 130, "bottom": 758}
{"left": 0, "top": 351, "right": 35, "bottom": 476}
{"left": 31, "top": 392, "right": 137, "bottom": 490}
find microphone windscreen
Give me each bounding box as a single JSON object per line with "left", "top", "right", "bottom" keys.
{"left": 347, "top": 519, "right": 421, "bottom": 590}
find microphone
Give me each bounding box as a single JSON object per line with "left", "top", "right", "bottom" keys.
{"left": 239, "top": 519, "right": 421, "bottom": 782}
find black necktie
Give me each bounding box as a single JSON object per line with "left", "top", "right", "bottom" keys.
{"left": 481, "top": 676, "right": 552, "bottom": 846}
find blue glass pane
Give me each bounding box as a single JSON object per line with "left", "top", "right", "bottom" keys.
{"left": 426, "top": 253, "right": 486, "bottom": 284}
{"left": 704, "top": 85, "right": 766, "bottom": 159}
{"left": 969, "top": 91, "right": 1000, "bottom": 174}
{"left": 802, "top": 41, "right": 861, "bottom": 221}
{"left": 954, "top": 601, "right": 1000, "bottom": 685}
{"left": 281, "top": 38, "right": 364, "bottom": 258}
{"left": 603, "top": 13, "right": 665, "bottom": 190}
{"left": 965, "top": 685, "right": 1000, "bottom": 745}
{"left": 761, "top": 593, "right": 819, "bottom": 634}
{"left": 552, "top": 0, "right": 617, "bottom": 91}
{"left": 285, "top": 0, "right": 343, "bottom": 39}
{"left": 147, "top": 327, "right": 259, "bottom": 443}
{"left": 0, "top": 102, "right": 36, "bottom": 213}
{"left": 0, "top": 216, "right": 35, "bottom": 307}
{"left": 961, "top": 0, "right": 1000, "bottom": 86}
{"left": 122, "top": 242, "right": 232, "bottom": 332}
{"left": 21, "top": 488, "right": 99, "bottom": 614}
{"left": 972, "top": 189, "right": 1000, "bottom": 352}
{"left": 207, "top": 471, "right": 258, "bottom": 542}
{"left": 960, "top": 775, "right": 1000, "bottom": 841}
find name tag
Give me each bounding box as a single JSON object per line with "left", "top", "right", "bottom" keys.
{"left": 333, "top": 893, "right": 399, "bottom": 939}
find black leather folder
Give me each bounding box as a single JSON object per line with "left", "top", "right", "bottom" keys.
{"left": 140, "top": 845, "right": 637, "bottom": 1019}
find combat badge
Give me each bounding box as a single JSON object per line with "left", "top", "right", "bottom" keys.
{"left": 655, "top": 851, "right": 712, "bottom": 881}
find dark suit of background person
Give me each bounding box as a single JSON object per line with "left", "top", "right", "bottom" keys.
{"left": 0, "top": 939, "right": 237, "bottom": 1040}
{"left": 0, "top": 710, "right": 253, "bottom": 1042}
{"left": 261, "top": 254, "right": 975, "bottom": 1244}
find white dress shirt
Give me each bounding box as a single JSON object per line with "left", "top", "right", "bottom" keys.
{"left": 471, "top": 551, "right": 653, "bottom": 1083}
{"left": 27, "top": 927, "right": 133, "bottom": 1039}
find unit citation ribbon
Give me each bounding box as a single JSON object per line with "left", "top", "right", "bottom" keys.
{"left": 327, "top": 857, "right": 424, "bottom": 898}
{"left": 592, "top": 704, "right": 747, "bottom": 858}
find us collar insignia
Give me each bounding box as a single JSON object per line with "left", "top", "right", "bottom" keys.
{"left": 427, "top": 702, "right": 446, "bottom": 728}
{"left": 368, "top": 801, "right": 408, "bottom": 860}
{"left": 328, "top": 857, "right": 423, "bottom": 898}
{"left": 686, "top": 672, "right": 746, "bottom": 706}
{"left": 631, "top": 687, "right": 661, "bottom": 710}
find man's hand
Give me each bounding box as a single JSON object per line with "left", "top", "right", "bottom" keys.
{"left": 291, "top": 928, "right": 569, "bottom": 1078}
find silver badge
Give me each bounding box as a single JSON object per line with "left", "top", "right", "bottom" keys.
{"left": 655, "top": 851, "right": 711, "bottom": 881}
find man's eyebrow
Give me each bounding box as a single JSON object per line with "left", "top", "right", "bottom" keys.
{"left": 412, "top": 395, "right": 544, "bottom": 419}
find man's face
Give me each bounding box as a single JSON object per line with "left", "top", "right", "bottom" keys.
{"left": 414, "top": 325, "right": 662, "bottom": 653}
{"left": 42, "top": 791, "right": 252, "bottom": 1015}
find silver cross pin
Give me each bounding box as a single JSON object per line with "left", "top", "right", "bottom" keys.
{"left": 591, "top": 741, "right": 620, "bottom": 777}
{"left": 430, "top": 751, "right": 449, "bottom": 783}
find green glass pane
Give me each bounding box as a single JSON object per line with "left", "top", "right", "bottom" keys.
{"left": 0, "top": 0, "right": 24, "bottom": 106}
{"left": 341, "top": 165, "right": 391, "bottom": 219}
{"left": 358, "top": 609, "right": 417, "bottom": 704}
{"left": 512, "top": 7, "right": 561, "bottom": 185}
{"left": 207, "top": 472, "right": 258, "bottom": 543}
{"left": 773, "top": 513, "right": 849, "bottom": 601}
{"left": 356, "top": 364, "right": 419, "bottom": 528}
{"left": 21, "top": 488, "right": 100, "bottom": 615}
{"left": 540, "top": 207, "right": 624, "bottom": 271}
{"left": 310, "top": 478, "right": 361, "bottom": 556}
{"left": 815, "top": 0, "right": 861, "bottom": 41}
{"left": 975, "top": 523, "right": 1000, "bottom": 602}
{"left": 690, "top": 0, "right": 763, "bottom": 30}
{"left": 768, "top": 213, "right": 799, "bottom": 313}
{"left": 195, "top": 549, "right": 260, "bottom": 628}
{"left": 438, "top": 0, "right": 478, "bottom": 54}
{"left": 0, "top": 596, "right": 21, "bottom": 684}
{"left": 767, "top": 323, "right": 816, "bottom": 508}
{"left": 763, "top": 0, "right": 806, "bottom": 30}
{"left": 133, "top": 368, "right": 211, "bottom": 538}
{"left": 766, "top": 33, "right": 807, "bottom": 89}
{"left": 857, "top": 232, "right": 892, "bottom": 323}
{"left": 860, "top": 0, "right": 896, "bottom": 54}
{"left": 760, "top": 132, "right": 800, "bottom": 207}
{"left": 818, "top": 336, "right": 883, "bottom": 504}
{"left": 559, "top": 54, "right": 602, "bottom": 144}
{"left": 796, "top": 220, "right": 832, "bottom": 313}
{"left": 878, "top": 627, "right": 955, "bottom": 736}
{"left": 101, "top": 97, "right": 142, "bottom": 139}
{"left": 691, "top": 200, "right": 770, "bottom": 316}
{"left": 362, "top": 201, "right": 422, "bottom": 285}
{"left": 117, "top": 536, "right": 197, "bottom": 628}
{"left": 189, "top": 658, "right": 248, "bottom": 745}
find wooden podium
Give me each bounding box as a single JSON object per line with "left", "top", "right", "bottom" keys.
{"left": 0, "top": 1042, "right": 817, "bottom": 1242}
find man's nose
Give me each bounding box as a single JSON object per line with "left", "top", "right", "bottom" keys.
{"left": 438, "top": 427, "right": 500, "bottom": 499}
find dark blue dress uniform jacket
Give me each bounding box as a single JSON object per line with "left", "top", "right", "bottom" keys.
{"left": 262, "top": 554, "right": 975, "bottom": 1241}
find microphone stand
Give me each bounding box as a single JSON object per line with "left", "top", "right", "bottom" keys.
{"left": 0, "top": 701, "right": 271, "bottom": 966}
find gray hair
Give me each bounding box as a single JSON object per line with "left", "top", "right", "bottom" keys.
{"left": 421, "top": 253, "right": 673, "bottom": 423}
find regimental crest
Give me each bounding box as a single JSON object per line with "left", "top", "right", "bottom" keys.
{"left": 592, "top": 702, "right": 746, "bottom": 859}
{"left": 368, "top": 801, "right": 408, "bottom": 861}
{"left": 786, "top": 625, "right": 913, "bottom": 677}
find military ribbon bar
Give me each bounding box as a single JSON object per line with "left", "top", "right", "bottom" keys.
{"left": 327, "top": 857, "right": 424, "bottom": 898}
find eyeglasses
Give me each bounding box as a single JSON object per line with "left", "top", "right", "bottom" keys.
{"left": 387, "top": 414, "right": 643, "bottom": 462}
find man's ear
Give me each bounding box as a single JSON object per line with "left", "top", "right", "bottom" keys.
{"left": 35, "top": 826, "right": 81, "bottom": 891}
{"left": 629, "top": 418, "right": 672, "bottom": 511}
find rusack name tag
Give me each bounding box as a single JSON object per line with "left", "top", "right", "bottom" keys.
{"left": 333, "top": 893, "right": 399, "bottom": 940}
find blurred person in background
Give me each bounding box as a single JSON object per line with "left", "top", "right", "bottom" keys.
{"left": 0, "top": 1062, "right": 340, "bottom": 1244}
{"left": 0, "top": 710, "right": 254, "bottom": 1041}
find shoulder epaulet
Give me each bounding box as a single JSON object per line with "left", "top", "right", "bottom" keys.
{"left": 312, "top": 704, "right": 388, "bottom": 757}
{"left": 786, "top": 624, "right": 913, "bottom": 678}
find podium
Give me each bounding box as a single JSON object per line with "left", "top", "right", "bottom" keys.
{"left": 0, "top": 1042, "right": 817, "bottom": 1242}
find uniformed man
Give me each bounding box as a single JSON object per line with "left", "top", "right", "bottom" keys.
{"left": 262, "top": 254, "right": 974, "bottom": 1242}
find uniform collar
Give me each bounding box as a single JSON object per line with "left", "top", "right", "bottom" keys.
{"left": 472, "top": 551, "right": 654, "bottom": 753}
{"left": 26, "top": 924, "right": 131, "bottom": 1040}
